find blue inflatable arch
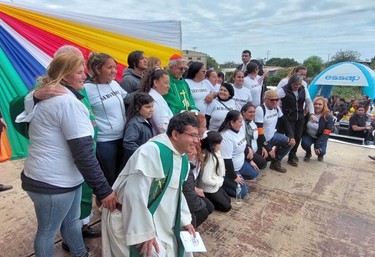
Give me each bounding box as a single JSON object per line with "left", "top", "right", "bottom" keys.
{"left": 308, "top": 62, "right": 375, "bottom": 99}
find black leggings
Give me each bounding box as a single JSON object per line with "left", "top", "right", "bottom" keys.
{"left": 205, "top": 187, "right": 232, "bottom": 212}
{"left": 287, "top": 118, "right": 305, "bottom": 156}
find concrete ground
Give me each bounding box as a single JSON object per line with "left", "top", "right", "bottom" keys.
{"left": 1, "top": 140, "right": 375, "bottom": 257}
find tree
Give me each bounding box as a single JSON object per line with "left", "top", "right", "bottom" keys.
{"left": 220, "top": 61, "right": 238, "bottom": 69}
{"left": 266, "top": 57, "right": 299, "bottom": 67}
{"left": 303, "top": 56, "right": 324, "bottom": 77}
{"left": 370, "top": 56, "right": 375, "bottom": 70}
{"left": 329, "top": 49, "right": 360, "bottom": 65}
{"left": 264, "top": 68, "right": 288, "bottom": 87}
{"left": 206, "top": 54, "right": 219, "bottom": 70}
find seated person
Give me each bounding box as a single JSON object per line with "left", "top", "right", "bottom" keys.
{"left": 333, "top": 98, "right": 348, "bottom": 121}
{"left": 349, "top": 105, "right": 374, "bottom": 144}
{"left": 183, "top": 145, "right": 214, "bottom": 228}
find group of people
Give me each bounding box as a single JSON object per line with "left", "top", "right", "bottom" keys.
{"left": 328, "top": 95, "right": 375, "bottom": 145}
{"left": 6, "top": 47, "right": 353, "bottom": 257}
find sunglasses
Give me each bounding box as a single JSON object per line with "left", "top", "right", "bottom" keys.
{"left": 269, "top": 98, "right": 279, "bottom": 102}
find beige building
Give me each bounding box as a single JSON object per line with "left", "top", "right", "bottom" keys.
{"left": 182, "top": 50, "right": 207, "bottom": 67}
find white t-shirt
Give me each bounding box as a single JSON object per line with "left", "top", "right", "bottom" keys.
{"left": 186, "top": 79, "right": 212, "bottom": 114}
{"left": 149, "top": 88, "right": 173, "bottom": 135}
{"left": 255, "top": 105, "right": 283, "bottom": 141}
{"left": 276, "top": 77, "right": 308, "bottom": 90}
{"left": 206, "top": 98, "right": 236, "bottom": 131}
{"left": 232, "top": 85, "right": 252, "bottom": 111}
{"left": 84, "top": 80, "right": 127, "bottom": 142}
{"left": 244, "top": 76, "right": 262, "bottom": 107}
{"left": 220, "top": 127, "right": 247, "bottom": 171}
{"left": 208, "top": 80, "right": 220, "bottom": 93}
{"left": 24, "top": 91, "right": 94, "bottom": 187}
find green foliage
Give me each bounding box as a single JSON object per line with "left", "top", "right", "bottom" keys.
{"left": 265, "top": 57, "right": 299, "bottom": 67}
{"left": 370, "top": 56, "right": 375, "bottom": 70}
{"left": 265, "top": 69, "right": 288, "bottom": 87}
{"left": 331, "top": 86, "right": 362, "bottom": 100}
{"left": 329, "top": 50, "right": 360, "bottom": 65}
{"left": 206, "top": 54, "right": 219, "bottom": 70}
{"left": 225, "top": 71, "right": 234, "bottom": 83}
{"left": 303, "top": 56, "right": 324, "bottom": 77}
{"left": 220, "top": 61, "right": 238, "bottom": 69}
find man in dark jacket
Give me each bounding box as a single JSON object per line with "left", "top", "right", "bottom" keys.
{"left": 120, "top": 50, "right": 147, "bottom": 93}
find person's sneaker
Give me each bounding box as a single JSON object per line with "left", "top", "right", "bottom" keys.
{"left": 290, "top": 154, "right": 299, "bottom": 163}
{"left": 270, "top": 160, "right": 287, "bottom": 173}
{"left": 0, "top": 184, "right": 12, "bottom": 192}
{"left": 304, "top": 153, "right": 312, "bottom": 162}
{"left": 287, "top": 157, "right": 298, "bottom": 167}
{"left": 82, "top": 227, "right": 101, "bottom": 238}
{"left": 317, "top": 156, "right": 324, "bottom": 162}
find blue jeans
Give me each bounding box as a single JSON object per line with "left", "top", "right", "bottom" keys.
{"left": 96, "top": 139, "right": 124, "bottom": 186}
{"left": 223, "top": 173, "right": 248, "bottom": 198}
{"left": 301, "top": 134, "right": 327, "bottom": 157}
{"left": 268, "top": 132, "right": 293, "bottom": 161}
{"left": 27, "top": 187, "right": 87, "bottom": 257}
{"left": 238, "top": 160, "right": 259, "bottom": 180}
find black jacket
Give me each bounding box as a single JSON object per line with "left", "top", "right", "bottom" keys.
{"left": 281, "top": 85, "right": 306, "bottom": 121}
{"left": 304, "top": 113, "right": 334, "bottom": 149}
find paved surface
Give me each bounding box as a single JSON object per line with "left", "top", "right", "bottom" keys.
{"left": 1, "top": 140, "right": 375, "bottom": 257}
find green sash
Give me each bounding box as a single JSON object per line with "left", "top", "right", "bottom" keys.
{"left": 130, "top": 141, "right": 189, "bottom": 257}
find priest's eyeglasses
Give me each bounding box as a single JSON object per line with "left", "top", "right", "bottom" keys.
{"left": 182, "top": 132, "right": 200, "bottom": 139}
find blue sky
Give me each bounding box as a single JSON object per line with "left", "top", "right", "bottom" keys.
{"left": 15, "top": 0, "right": 375, "bottom": 64}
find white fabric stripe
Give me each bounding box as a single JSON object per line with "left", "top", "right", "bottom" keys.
{"left": 0, "top": 2, "right": 181, "bottom": 49}
{"left": 0, "top": 19, "right": 51, "bottom": 68}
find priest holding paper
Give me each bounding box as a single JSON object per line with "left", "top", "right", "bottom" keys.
{"left": 102, "top": 112, "right": 198, "bottom": 257}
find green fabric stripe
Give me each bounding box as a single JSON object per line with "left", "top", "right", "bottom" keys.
{"left": 0, "top": 48, "right": 30, "bottom": 159}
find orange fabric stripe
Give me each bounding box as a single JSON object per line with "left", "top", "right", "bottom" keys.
{"left": 323, "top": 129, "right": 331, "bottom": 135}
{"left": 258, "top": 128, "right": 264, "bottom": 135}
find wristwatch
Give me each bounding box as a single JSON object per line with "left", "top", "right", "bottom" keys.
{"left": 263, "top": 141, "right": 268, "bottom": 146}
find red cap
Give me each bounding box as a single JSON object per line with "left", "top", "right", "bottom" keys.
{"left": 169, "top": 53, "right": 183, "bottom": 61}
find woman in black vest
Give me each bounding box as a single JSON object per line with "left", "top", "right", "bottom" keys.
{"left": 278, "top": 74, "right": 315, "bottom": 166}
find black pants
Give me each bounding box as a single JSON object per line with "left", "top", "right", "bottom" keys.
{"left": 252, "top": 153, "right": 267, "bottom": 169}
{"left": 287, "top": 118, "right": 305, "bottom": 156}
{"left": 205, "top": 187, "right": 231, "bottom": 212}
{"left": 192, "top": 197, "right": 214, "bottom": 228}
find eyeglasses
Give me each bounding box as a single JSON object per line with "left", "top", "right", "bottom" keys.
{"left": 269, "top": 98, "right": 279, "bottom": 102}
{"left": 182, "top": 132, "right": 200, "bottom": 139}
{"left": 177, "top": 67, "right": 188, "bottom": 72}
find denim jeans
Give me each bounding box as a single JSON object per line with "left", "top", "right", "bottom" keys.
{"left": 301, "top": 134, "right": 327, "bottom": 157}
{"left": 96, "top": 139, "right": 124, "bottom": 186}
{"left": 268, "top": 132, "right": 293, "bottom": 161}
{"left": 27, "top": 187, "right": 87, "bottom": 257}
{"left": 238, "top": 160, "right": 259, "bottom": 180}
{"left": 223, "top": 173, "right": 248, "bottom": 198}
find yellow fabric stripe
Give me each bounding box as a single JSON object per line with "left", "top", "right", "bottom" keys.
{"left": 1, "top": 4, "right": 180, "bottom": 66}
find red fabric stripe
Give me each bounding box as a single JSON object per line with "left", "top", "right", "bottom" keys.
{"left": 0, "top": 12, "right": 126, "bottom": 81}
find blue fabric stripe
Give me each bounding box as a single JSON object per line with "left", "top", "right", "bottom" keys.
{"left": 0, "top": 26, "right": 45, "bottom": 90}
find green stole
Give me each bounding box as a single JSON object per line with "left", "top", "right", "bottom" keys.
{"left": 130, "top": 141, "right": 189, "bottom": 257}
{"left": 78, "top": 88, "right": 98, "bottom": 219}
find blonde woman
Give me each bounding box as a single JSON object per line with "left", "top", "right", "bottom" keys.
{"left": 302, "top": 96, "right": 334, "bottom": 162}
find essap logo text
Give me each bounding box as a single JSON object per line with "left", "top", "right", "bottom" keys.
{"left": 325, "top": 75, "right": 360, "bottom": 82}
